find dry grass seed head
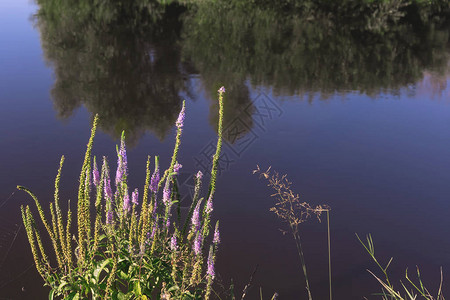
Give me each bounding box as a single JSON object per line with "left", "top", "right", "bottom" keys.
{"left": 253, "top": 165, "right": 329, "bottom": 226}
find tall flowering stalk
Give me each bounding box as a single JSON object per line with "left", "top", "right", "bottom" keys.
{"left": 203, "top": 87, "right": 225, "bottom": 239}
{"left": 208, "top": 87, "right": 225, "bottom": 199}
{"left": 159, "top": 100, "right": 185, "bottom": 189}
{"left": 77, "top": 114, "right": 98, "bottom": 267}
{"left": 17, "top": 88, "right": 226, "bottom": 299}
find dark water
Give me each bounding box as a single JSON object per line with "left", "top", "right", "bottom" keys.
{"left": 1, "top": 0, "right": 450, "bottom": 299}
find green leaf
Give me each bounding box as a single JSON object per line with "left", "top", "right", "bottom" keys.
{"left": 118, "top": 270, "right": 128, "bottom": 280}
{"left": 68, "top": 292, "right": 80, "bottom": 300}
{"left": 49, "top": 290, "right": 54, "bottom": 300}
{"left": 94, "top": 258, "right": 112, "bottom": 281}
{"left": 134, "top": 281, "right": 142, "bottom": 296}
{"left": 117, "top": 292, "right": 126, "bottom": 300}
{"left": 57, "top": 280, "right": 69, "bottom": 291}
{"left": 167, "top": 285, "right": 179, "bottom": 292}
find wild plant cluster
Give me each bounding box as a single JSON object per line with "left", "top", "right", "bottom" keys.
{"left": 17, "top": 87, "right": 226, "bottom": 299}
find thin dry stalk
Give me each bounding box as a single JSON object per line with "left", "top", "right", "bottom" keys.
{"left": 253, "top": 165, "right": 330, "bottom": 300}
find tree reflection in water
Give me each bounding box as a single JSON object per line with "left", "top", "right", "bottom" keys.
{"left": 35, "top": 0, "right": 450, "bottom": 144}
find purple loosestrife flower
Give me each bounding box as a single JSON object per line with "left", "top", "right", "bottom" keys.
{"left": 132, "top": 188, "right": 139, "bottom": 206}
{"left": 150, "top": 221, "right": 157, "bottom": 239}
{"left": 145, "top": 232, "right": 151, "bottom": 246}
{"left": 152, "top": 198, "right": 158, "bottom": 217}
{"left": 218, "top": 86, "right": 226, "bottom": 94}
{"left": 123, "top": 190, "right": 131, "bottom": 213}
{"left": 207, "top": 247, "right": 215, "bottom": 279}
{"left": 176, "top": 105, "right": 185, "bottom": 129}
{"left": 173, "top": 162, "right": 182, "bottom": 175}
{"left": 196, "top": 170, "right": 203, "bottom": 180}
{"left": 162, "top": 178, "right": 171, "bottom": 207}
{"left": 104, "top": 178, "right": 113, "bottom": 200}
{"left": 166, "top": 219, "right": 170, "bottom": 231}
{"left": 106, "top": 210, "right": 114, "bottom": 224}
{"left": 93, "top": 159, "right": 100, "bottom": 187}
{"left": 115, "top": 158, "right": 124, "bottom": 186}
{"left": 115, "top": 137, "right": 128, "bottom": 186}
{"left": 114, "top": 189, "right": 119, "bottom": 203}
{"left": 191, "top": 201, "right": 201, "bottom": 231}
{"left": 119, "top": 137, "right": 128, "bottom": 171}
{"left": 149, "top": 167, "right": 160, "bottom": 193}
{"left": 170, "top": 234, "right": 177, "bottom": 251}
{"left": 213, "top": 222, "right": 220, "bottom": 245}
{"left": 206, "top": 196, "right": 213, "bottom": 214}
{"left": 193, "top": 232, "right": 202, "bottom": 256}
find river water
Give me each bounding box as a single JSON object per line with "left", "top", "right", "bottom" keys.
{"left": 1, "top": 0, "right": 449, "bottom": 299}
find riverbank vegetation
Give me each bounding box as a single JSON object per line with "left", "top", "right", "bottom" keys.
{"left": 17, "top": 89, "right": 225, "bottom": 299}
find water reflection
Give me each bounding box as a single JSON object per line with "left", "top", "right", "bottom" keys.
{"left": 35, "top": 0, "right": 188, "bottom": 145}
{"left": 183, "top": 1, "right": 450, "bottom": 97}
{"left": 35, "top": 0, "right": 450, "bottom": 143}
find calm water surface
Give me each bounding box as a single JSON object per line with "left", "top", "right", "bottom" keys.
{"left": 1, "top": 0, "right": 450, "bottom": 299}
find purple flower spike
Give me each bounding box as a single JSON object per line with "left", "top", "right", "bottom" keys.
{"left": 162, "top": 179, "right": 171, "bottom": 206}
{"left": 206, "top": 196, "right": 213, "bottom": 214}
{"left": 104, "top": 178, "right": 112, "bottom": 200}
{"left": 115, "top": 161, "right": 124, "bottom": 186}
{"left": 106, "top": 210, "right": 113, "bottom": 224}
{"left": 114, "top": 189, "right": 119, "bottom": 203}
{"left": 145, "top": 232, "right": 152, "bottom": 247}
{"left": 152, "top": 199, "right": 158, "bottom": 217}
{"left": 173, "top": 162, "right": 182, "bottom": 174}
{"left": 176, "top": 104, "right": 185, "bottom": 129}
{"left": 115, "top": 137, "right": 128, "bottom": 186}
{"left": 213, "top": 223, "right": 220, "bottom": 245}
{"left": 196, "top": 170, "right": 203, "bottom": 180}
{"left": 149, "top": 167, "right": 160, "bottom": 194}
{"left": 93, "top": 159, "right": 100, "bottom": 187}
{"left": 191, "top": 201, "right": 201, "bottom": 231}
{"left": 193, "top": 232, "right": 202, "bottom": 256}
{"left": 166, "top": 219, "right": 171, "bottom": 231}
{"left": 123, "top": 190, "right": 131, "bottom": 213}
{"left": 218, "top": 86, "right": 225, "bottom": 94}
{"left": 170, "top": 234, "right": 177, "bottom": 251}
{"left": 207, "top": 247, "right": 215, "bottom": 279}
{"left": 150, "top": 220, "right": 157, "bottom": 240}
{"left": 132, "top": 188, "right": 139, "bottom": 206}
{"left": 119, "top": 136, "right": 128, "bottom": 171}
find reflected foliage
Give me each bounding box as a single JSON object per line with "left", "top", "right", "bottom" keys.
{"left": 35, "top": 0, "right": 450, "bottom": 143}
{"left": 182, "top": 0, "right": 450, "bottom": 97}
{"left": 35, "top": 0, "right": 188, "bottom": 144}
